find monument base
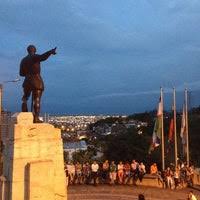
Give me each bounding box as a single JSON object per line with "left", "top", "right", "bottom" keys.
{"left": 1, "top": 112, "right": 67, "bottom": 200}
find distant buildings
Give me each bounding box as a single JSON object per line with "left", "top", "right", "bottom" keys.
{"left": 92, "top": 119, "right": 148, "bottom": 136}
{"left": 48, "top": 115, "right": 112, "bottom": 131}
{"left": 47, "top": 114, "right": 148, "bottom": 140}
{"left": 47, "top": 114, "right": 149, "bottom": 161}
{"left": 47, "top": 115, "right": 126, "bottom": 137}
{"left": 63, "top": 140, "right": 87, "bottom": 160}
{"left": 48, "top": 115, "right": 112, "bottom": 125}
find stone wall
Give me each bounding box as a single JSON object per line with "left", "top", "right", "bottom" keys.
{"left": 2, "top": 112, "right": 67, "bottom": 200}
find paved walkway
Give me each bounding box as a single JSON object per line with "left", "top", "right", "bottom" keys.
{"left": 68, "top": 185, "right": 200, "bottom": 200}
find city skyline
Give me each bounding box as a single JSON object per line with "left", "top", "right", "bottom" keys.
{"left": 1, "top": 1, "right": 200, "bottom": 114}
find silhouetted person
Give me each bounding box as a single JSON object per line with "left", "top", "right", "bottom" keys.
{"left": 20, "top": 45, "right": 56, "bottom": 123}
{"left": 138, "top": 194, "right": 145, "bottom": 200}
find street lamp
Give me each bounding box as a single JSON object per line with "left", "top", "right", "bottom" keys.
{"left": 3, "top": 78, "right": 20, "bottom": 84}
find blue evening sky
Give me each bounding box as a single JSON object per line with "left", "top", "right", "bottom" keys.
{"left": 1, "top": 0, "right": 200, "bottom": 115}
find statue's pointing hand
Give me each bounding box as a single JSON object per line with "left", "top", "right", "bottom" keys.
{"left": 51, "top": 47, "right": 57, "bottom": 55}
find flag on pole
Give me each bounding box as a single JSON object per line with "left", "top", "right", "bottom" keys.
{"left": 168, "top": 118, "right": 174, "bottom": 143}
{"left": 180, "top": 105, "right": 186, "bottom": 145}
{"left": 166, "top": 117, "right": 174, "bottom": 153}
{"left": 149, "top": 97, "right": 162, "bottom": 153}
{"left": 180, "top": 105, "right": 187, "bottom": 155}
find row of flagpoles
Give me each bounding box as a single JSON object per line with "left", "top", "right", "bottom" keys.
{"left": 149, "top": 87, "right": 189, "bottom": 171}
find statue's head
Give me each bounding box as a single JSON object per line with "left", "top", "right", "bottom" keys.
{"left": 27, "top": 45, "right": 36, "bottom": 55}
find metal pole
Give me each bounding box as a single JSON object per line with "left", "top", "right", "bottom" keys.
{"left": 185, "top": 89, "right": 189, "bottom": 166}
{"left": 161, "top": 87, "right": 165, "bottom": 171}
{"left": 0, "top": 84, "right": 2, "bottom": 121}
{"left": 0, "top": 84, "right": 2, "bottom": 141}
{"left": 0, "top": 84, "right": 2, "bottom": 175}
{"left": 173, "top": 88, "right": 178, "bottom": 168}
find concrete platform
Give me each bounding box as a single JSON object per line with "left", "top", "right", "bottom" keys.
{"left": 68, "top": 185, "right": 200, "bottom": 200}
{"left": 1, "top": 112, "right": 67, "bottom": 200}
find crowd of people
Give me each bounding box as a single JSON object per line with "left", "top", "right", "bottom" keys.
{"left": 156, "top": 163, "right": 195, "bottom": 189}
{"left": 64, "top": 159, "right": 195, "bottom": 189}
{"left": 65, "top": 160, "right": 146, "bottom": 186}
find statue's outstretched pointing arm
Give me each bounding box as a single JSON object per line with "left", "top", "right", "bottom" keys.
{"left": 33, "top": 47, "right": 57, "bottom": 62}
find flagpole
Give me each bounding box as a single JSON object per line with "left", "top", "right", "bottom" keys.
{"left": 173, "top": 88, "right": 178, "bottom": 168}
{"left": 161, "top": 87, "right": 165, "bottom": 171}
{"left": 185, "top": 88, "right": 189, "bottom": 166}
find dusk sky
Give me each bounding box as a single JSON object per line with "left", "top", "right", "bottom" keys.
{"left": 1, "top": 0, "right": 200, "bottom": 115}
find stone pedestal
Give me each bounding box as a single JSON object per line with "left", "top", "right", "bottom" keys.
{"left": 2, "top": 112, "right": 67, "bottom": 200}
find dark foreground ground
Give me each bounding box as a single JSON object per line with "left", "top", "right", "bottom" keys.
{"left": 68, "top": 185, "right": 200, "bottom": 200}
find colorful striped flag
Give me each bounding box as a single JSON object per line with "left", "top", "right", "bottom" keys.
{"left": 166, "top": 117, "right": 174, "bottom": 153}
{"left": 180, "top": 105, "right": 187, "bottom": 155}
{"left": 180, "top": 105, "right": 186, "bottom": 145}
{"left": 149, "top": 98, "right": 162, "bottom": 153}
{"left": 168, "top": 118, "right": 174, "bottom": 143}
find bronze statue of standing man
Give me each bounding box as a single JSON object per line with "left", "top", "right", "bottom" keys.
{"left": 19, "top": 45, "right": 57, "bottom": 123}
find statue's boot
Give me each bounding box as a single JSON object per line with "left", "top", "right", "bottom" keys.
{"left": 33, "top": 115, "right": 43, "bottom": 123}
{"left": 22, "top": 102, "right": 28, "bottom": 112}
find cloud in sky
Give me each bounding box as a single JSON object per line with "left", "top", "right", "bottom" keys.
{"left": 1, "top": 0, "right": 200, "bottom": 114}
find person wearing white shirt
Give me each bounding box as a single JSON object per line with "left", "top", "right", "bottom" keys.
{"left": 138, "top": 162, "right": 146, "bottom": 183}
{"left": 91, "top": 161, "right": 99, "bottom": 186}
